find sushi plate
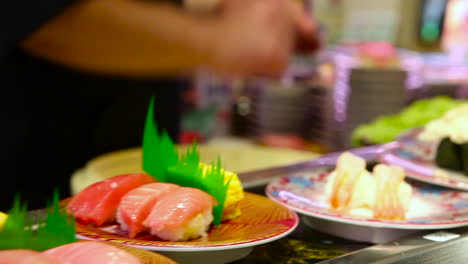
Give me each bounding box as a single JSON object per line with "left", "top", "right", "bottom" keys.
{"left": 378, "top": 128, "right": 468, "bottom": 191}
{"left": 266, "top": 168, "right": 468, "bottom": 243}
{"left": 75, "top": 192, "right": 298, "bottom": 264}
{"left": 106, "top": 242, "right": 177, "bottom": 264}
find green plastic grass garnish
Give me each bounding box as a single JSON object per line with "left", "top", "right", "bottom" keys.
{"left": 0, "top": 195, "right": 31, "bottom": 250}
{"left": 0, "top": 191, "right": 76, "bottom": 251}
{"left": 200, "top": 159, "right": 232, "bottom": 225}
{"left": 142, "top": 97, "right": 231, "bottom": 224}
{"left": 143, "top": 97, "right": 178, "bottom": 182}
{"left": 32, "top": 190, "right": 76, "bottom": 251}
{"left": 166, "top": 145, "right": 232, "bottom": 225}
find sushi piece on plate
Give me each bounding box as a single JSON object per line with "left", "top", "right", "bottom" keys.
{"left": 418, "top": 104, "right": 468, "bottom": 174}
{"left": 325, "top": 153, "right": 413, "bottom": 220}
{"left": 67, "top": 173, "right": 156, "bottom": 226}
{"left": 144, "top": 187, "right": 214, "bottom": 241}
{"left": 373, "top": 164, "right": 412, "bottom": 220}
{"left": 43, "top": 241, "right": 141, "bottom": 264}
{"left": 326, "top": 152, "right": 373, "bottom": 211}
{"left": 117, "top": 182, "right": 179, "bottom": 238}
{"left": 0, "top": 249, "right": 58, "bottom": 264}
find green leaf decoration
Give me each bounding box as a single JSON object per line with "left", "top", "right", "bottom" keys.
{"left": 32, "top": 189, "right": 76, "bottom": 251}
{"left": 201, "top": 159, "right": 232, "bottom": 225}
{"left": 0, "top": 195, "right": 31, "bottom": 250}
{"left": 0, "top": 191, "right": 76, "bottom": 251}
{"left": 166, "top": 152, "right": 231, "bottom": 225}
{"left": 142, "top": 97, "right": 231, "bottom": 224}
{"left": 143, "top": 97, "right": 178, "bottom": 182}
{"left": 180, "top": 142, "right": 200, "bottom": 165}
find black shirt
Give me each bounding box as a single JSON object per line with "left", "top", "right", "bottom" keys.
{"left": 1, "top": 1, "right": 185, "bottom": 211}
{"left": 1, "top": 1, "right": 76, "bottom": 58}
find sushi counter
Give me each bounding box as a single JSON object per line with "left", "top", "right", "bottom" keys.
{"left": 234, "top": 217, "right": 468, "bottom": 264}
{"left": 3, "top": 103, "right": 468, "bottom": 264}
{"left": 16, "top": 143, "right": 468, "bottom": 264}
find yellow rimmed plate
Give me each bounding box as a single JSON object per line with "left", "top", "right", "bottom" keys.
{"left": 73, "top": 193, "right": 298, "bottom": 264}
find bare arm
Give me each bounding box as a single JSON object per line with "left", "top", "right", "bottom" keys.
{"left": 22, "top": 0, "right": 316, "bottom": 77}
{"left": 22, "top": 0, "right": 218, "bottom": 77}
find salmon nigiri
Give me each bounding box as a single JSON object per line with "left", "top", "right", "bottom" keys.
{"left": 117, "top": 182, "right": 179, "bottom": 238}
{"left": 43, "top": 241, "right": 141, "bottom": 264}
{"left": 144, "top": 187, "right": 214, "bottom": 241}
{"left": 67, "top": 173, "right": 156, "bottom": 226}
{"left": 0, "top": 249, "right": 58, "bottom": 264}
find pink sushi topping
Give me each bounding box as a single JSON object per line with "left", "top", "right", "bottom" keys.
{"left": 0, "top": 249, "right": 58, "bottom": 264}
{"left": 144, "top": 187, "right": 214, "bottom": 231}
{"left": 43, "top": 241, "right": 141, "bottom": 264}
{"left": 67, "top": 173, "right": 156, "bottom": 226}
{"left": 117, "top": 182, "right": 180, "bottom": 238}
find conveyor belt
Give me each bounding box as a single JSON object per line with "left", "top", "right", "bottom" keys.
{"left": 239, "top": 143, "right": 393, "bottom": 189}
{"left": 239, "top": 142, "right": 468, "bottom": 264}
{"left": 319, "top": 227, "right": 468, "bottom": 264}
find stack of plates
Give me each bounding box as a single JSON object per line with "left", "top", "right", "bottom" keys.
{"left": 345, "top": 68, "right": 408, "bottom": 143}
{"left": 304, "top": 83, "right": 335, "bottom": 145}
{"left": 244, "top": 79, "right": 335, "bottom": 149}
{"left": 327, "top": 47, "right": 424, "bottom": 150}
{"left": 246, "top": 81, "right": 308, "bottom": 136}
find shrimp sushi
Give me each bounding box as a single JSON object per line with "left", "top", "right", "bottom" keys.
{"left": 143, "top": 187, "right": 214, "bottom": 241}
{"left": 43, "top": 241, "right": 141, "bottom": 264}
{"left": 0, "top": 250, "right": 58, "bottom": 264}
{"left": 117, "top": 182, "right": 179, "bottom": 238}
{"left": 67, "top": 173, "right": 156, "bottom": 226}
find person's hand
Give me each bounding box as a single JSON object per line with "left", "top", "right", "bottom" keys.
{"left": 208, "top": 0, "right": 318, "bottom": 77}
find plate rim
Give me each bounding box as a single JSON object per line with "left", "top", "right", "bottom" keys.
{"left": 265, "top": 171, "right": 468, "bottom": 230}
{"left": 377, "top": 128, "right": 468, "bottom": 191}
{"left": 75, "top": 192, "right": 299, "bottom": 252}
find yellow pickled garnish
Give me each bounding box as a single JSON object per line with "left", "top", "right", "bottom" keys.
{"left": 0, "top": 211, "right": 7, "bottom": 230}
{"left": 221, "top": 169, "right": 244, "bottom": 221}
{"left": 200, "top": 163, "right": 244, "bottom": 221}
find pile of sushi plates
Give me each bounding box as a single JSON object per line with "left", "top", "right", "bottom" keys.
{"left": 66, "top": 173, "right": 299, "bottom": 264}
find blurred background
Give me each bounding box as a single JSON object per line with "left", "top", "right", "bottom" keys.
{"left": 28, "top": 0, "right": 468, "bottom": 215}
{"left": 175, "top": 0, "right": 468, "bottom": 153}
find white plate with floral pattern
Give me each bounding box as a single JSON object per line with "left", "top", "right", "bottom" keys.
{"left": 266, "top": 168, "right": 468, "bottom": 230}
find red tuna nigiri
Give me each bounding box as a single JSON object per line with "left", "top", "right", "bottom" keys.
{"left": 117, "top": 182, "right": 179, "bottom": 238}
{"left": 144, "top": 187, "right": 214, "bottom": 241}
{"left": 67, "top": 173, "right": 156, "bottom": 226}
{"left": 0, "top": 249, "right": 58, "bottom": 264}
{"left": 43, "top": 241, "right": 140, "bottom": 264}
